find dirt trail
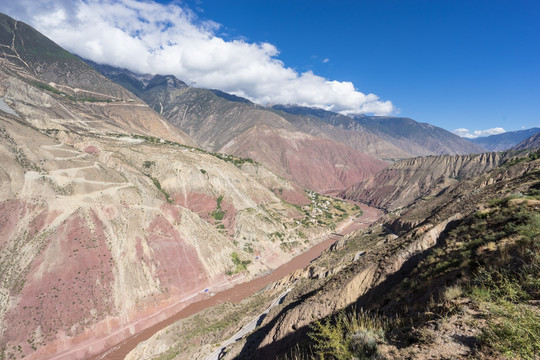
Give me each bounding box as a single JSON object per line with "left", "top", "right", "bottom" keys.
{"left": 54, "top": 204, "right": 381, "bottom": 360}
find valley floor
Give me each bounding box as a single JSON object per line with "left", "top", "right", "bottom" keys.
{"left": 74, "top": 204, "right": 382, "bottom": 360}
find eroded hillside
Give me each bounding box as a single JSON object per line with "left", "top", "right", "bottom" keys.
{"left": 125, "top": 151, "right": 540, "bottom": 360}
{"left": 0, "top": 12, "right": 363, "bottom": 360}
{"left": 86, "top": 68, "right": 390, "bottom": 193}
{"left": 230, "top": 150, "right": 540, "bottom": 360}
{"left": 341, "top": 152, "right": 507, "bottom": 212}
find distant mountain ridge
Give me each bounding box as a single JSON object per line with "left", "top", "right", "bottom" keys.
{"left": 351, "top": 115, "right": 485, "bottom": 156}
{"left": 272, "top": 105, "right": 485, "bottom": 156}
{"left": 87, "top": 65, "right": 389, "bottom": 193}
{"left": 471, "top": 127, "right": 540, "bottom": 151}
{"left": 512, "top": 131, "right": 540, "bottom": 150}
{"left": 88, "top": 64, "right": 490, "bottom": 194}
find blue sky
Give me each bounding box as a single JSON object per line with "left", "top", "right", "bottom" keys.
{"left": 1, "top": 0, "right": 539, "bottom": 136}
{"left": 185, "top": 0, "right": 540, "bottom": 135}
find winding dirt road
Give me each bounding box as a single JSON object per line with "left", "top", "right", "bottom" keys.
{"left": 74, "top": 203, "right": 381, "bottom": 360}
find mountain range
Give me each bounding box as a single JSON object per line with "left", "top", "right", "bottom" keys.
{"left": 87, "top": 61, "right": 487, "bottom": 194}
{"left": 0, "top": 11, "right": 539, "bottom": 360}
{"left": 471, "top": 127, "right": 540, "bottom": 151}
{"left": 0, "top": 13, "right": 361, "bottom": 359}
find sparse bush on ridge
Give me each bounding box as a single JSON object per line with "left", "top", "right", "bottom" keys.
{"left": 305, "top": 308, "right": 388, "bottom": 360}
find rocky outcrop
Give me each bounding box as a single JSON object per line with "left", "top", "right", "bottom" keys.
{"left": 341, "top": 152, "right": 504, "bottom": 211}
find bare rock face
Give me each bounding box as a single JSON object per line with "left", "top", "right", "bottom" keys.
{"left": 341, "top": 152, "right": 504, "bottom": 211}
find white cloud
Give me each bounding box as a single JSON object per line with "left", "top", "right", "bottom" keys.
{"left": 322, "top": 58, "right": 330, "bottom": 63}
{"left": 0, "top": 0, "right": 394, "bottom": 115}
{"left": 453, "top": 127, "right": 506, "bottom": 139}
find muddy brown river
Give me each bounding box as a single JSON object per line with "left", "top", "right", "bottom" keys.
{"left": 82, "top": 203, "right": 381, "bottom": 360}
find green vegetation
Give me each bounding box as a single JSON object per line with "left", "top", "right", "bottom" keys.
{"left": 230, "top": 252, "right": 251, "bottom": 273}
{"left": 298, "top": 191, "right": 360, "bottom": 229}
{"left": 280, "top": 241, "right": 300, "bottom": 252}
{"left": 143, "top": 160, "right": 155, "bottom": 168}
{"left": 470, "top": 267, "right": 540, "bottom": 359}
{"left": 210, "top": 151, "right": 256, "bottom": 167}
{"left": 145, "top": 174, "right": 173, "bottom": 204}
{"left": 500, "top": 149, "right": 540, "bottom": 169}
{"left": 243, "top": 243, "right": 254, "bottom": 253}
{"left": 211, "top": 195, "right": 226, "bottom": 221}
{"left": 216, "top": 195, "right": 224, "bottom": 208}
{"left": 282, "top": 308, "right": 390, "bottom": 360}
{"left": 397, "top": 188, "right": 540, "bottom": 358}
{"left": 29, "top": 80, "right": 112, "bottom": 103}
{"left": 212, "top": 210, "right": 224, "bottom": 221}
{"left": 125, "top": 134, "right": 258, "bottom": 167}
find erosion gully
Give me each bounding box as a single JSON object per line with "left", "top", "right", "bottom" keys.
{"left": 85, "top": 203, "right": 381, "bottom": 360}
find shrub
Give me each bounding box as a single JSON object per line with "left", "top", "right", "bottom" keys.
{"left": 442, "top": 285, "right": 463, "bottom": 301}
{"left": 308, "top": 308, "right": 387, "bottom": 360}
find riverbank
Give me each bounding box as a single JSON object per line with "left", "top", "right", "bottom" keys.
{"left": 80, "top": 204, "right": 381, "bottom": 360}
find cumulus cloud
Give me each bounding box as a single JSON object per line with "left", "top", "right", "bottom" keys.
{"left": 0, "top": 0, "right": 394, "bottom": 115}
{"left": 453, "top": 127, "right": 506, "bottom": 139}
